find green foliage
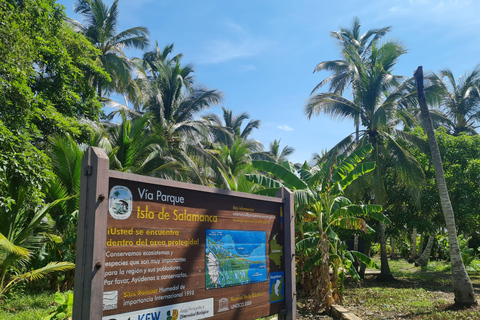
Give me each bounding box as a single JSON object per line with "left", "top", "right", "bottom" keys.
{"left": 458, "top": 235, "right": 475, "bottom": 267}
{"left": 0, "top": 1, "right": 106, "bottom": 271}
{"left": 42, "top": 291, "right": 73, "bottom": 320}
{"left": 0, "top": 123, "right": 51, "bottom": 210}
{"left": 409, "top": 128, "right": 480, "bottom": 237}
{"left": 249, "top": 145, "right": 384, "bottom": 310}
{"left": 0, "top": 291, "right": 55, "bottom": 319}
{"left": 73, "top": 0, "right": 149, "bottom": 97}
{"left": 0, "top": 0, "right": 105, "bottom": 140}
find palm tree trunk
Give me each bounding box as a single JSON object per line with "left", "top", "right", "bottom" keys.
{"left": 419, "top": 233, "right": 425, "bottom": 256}
{"left": 353, "top": 233, "right": 360, "bottom": 272}
{"left": 410, "top": 227, "right": 417, "bottom": 262}
{"left": 359, "top": 240, "right": 371, "bottom": 279}
{"left": 390, "top": 236, "right": 396, "bottom": 260}
{"left": 415, "top": 66, "right": 476, "bottom": 306}
{"left": 416, "top": 233, "right": 436, "bottom": 267}
{"left": 377, "top": 222, "right": 394, "bottom": 281}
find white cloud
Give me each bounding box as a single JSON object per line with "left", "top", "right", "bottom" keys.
{"left": 199, "top": 22, "right": 275, "bottom": 64}
{"left": 278, "top": 125, "right": 294, "bottom": 131}
{"left": 238, "top": 65, "right": 257, "bottom": 73}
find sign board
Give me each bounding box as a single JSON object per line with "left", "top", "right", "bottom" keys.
{"left": 73, "top": 147, "right": 296, "bottom": 320}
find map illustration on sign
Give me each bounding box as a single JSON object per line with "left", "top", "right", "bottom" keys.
{"left": 205, "top": 229, "right": 267, "bottom": 289}
{"left": 269, "top": 233, "right": 283, "bottom": 268}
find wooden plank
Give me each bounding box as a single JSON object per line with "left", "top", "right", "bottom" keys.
{"left": 277, "top": 187, "right": 296, "bottom": 320}
{"left": 72, "top": 147, "right": 109, "bottom": 320}
{"left": 109, "top": 170, "right": 283, "bottom": 204}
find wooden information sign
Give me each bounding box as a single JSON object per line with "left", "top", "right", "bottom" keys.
{"left": 73, "top": 147, "right": 296, "bottom": 320}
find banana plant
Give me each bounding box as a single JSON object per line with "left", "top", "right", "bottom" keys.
{"left": 247, "top": 144, "right": 390, "bottom": 310}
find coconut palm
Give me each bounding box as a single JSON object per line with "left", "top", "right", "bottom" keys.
{"left": 73, "top": 0, "right": 149, "bottom": 97}
{"left": 266, "top": 139, "right": 294, "bottom": 163}
{"left": 102, "top": 110, "right": 193, "bottom": 180}
{"left": 137, "top": 44, "right": 222, "bottom": 138}
{"left": 312, "top": 17, "right": 391, "bottom": 95}
{"left": 415, "top": 66, "right": 476, "bottom": 306}
{"left": 105, "top": 43, "right": 224, "bottom": 185}
{"left": 306, "top": 40, "right": 425, "bottom": 280}
{"left": 202, "top": 107, "right": 262, "bottom": 150}
{"left": 430, "top": 67, "right": 480, "bottom": 135}
{"left": 312, "top": 18, "right": 392, "bottom": 141}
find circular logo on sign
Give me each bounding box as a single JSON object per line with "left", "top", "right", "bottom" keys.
{"left": 109, "top": 186, "right": 133, "bottom": 220}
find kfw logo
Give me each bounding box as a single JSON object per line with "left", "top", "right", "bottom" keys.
{"left": 137, "top": 311, "right": 161, "bottom": 320}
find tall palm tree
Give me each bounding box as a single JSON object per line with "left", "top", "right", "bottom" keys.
{"left": 430, "top": 67, "right": 480, "bottom": 135}
{"left": 312, "top": 18, "right": 391, "bottom": 141}
{"left": 73, "top": 0, "right": 149, "bottom": 97}
{"left": 415, "top": 66, "right": 476, "bottom": 306}
{"left": 138, "top": 44, "right": 222, "bottom": 134}
{"left": 144, "top": 47, "right": 223, "bottom": 183}
{"left": 312, "top": 17, "right": 391, "bottom": 95}
{"left": 306, "top": 40, "right": 425, "bottom": 280}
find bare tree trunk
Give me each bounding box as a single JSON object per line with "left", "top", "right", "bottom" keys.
{"left": 353, "top": 233, "right": 360, "bottom": 272}
{"left": 377, "top": 222, "right": 394, "bottom": 281}
{"left": 415, "top": 66, "right": 476, "bottom": 306}
{"left": 359, "top": 240, "right": 371, "bottom": 279}
{"left": 390, "top": 236, "right": 396, "bottom": 260}
{"left": 410, "top": 227, "right": 417, "bottom": 262}
{"left": 419, "top": 233, "right": 425, "bottom": 257}
{"left": 416, "top": 233, "right": 436, "bottom": 267}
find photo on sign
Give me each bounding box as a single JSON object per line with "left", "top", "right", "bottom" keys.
{"left": 205, "top": 229, "right": 267, "bottom": 289}
{"left": 108, "top": 186, "right": 133, "bottom": 220}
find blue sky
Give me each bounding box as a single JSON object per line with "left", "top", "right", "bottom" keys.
{"left": 58, "top": 0, "right": 480, "bottom": 164}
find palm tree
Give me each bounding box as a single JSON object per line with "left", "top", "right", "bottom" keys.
{"left": 73, "top": 0, "right": 149, "bottom": 97}
{"left": 0, "top": 187, "right": 75, "bottom": 295}
{"left": 266, "top": 139, "right": 294, "bottom": 163}
{"left": 430, "top": 67, "right": 480, "bottom": 135}
{"left": 415, "top": 66, "right": 476, "bottom": 306}
{"left": 313, "top": 17, "right": 391, "bottom": 95}
{"left": 253, "top": 139, "right": 295, "bottom": 163}
{"left": 306, "top": 40, "right": 425, "bottom": 280}
{"left": 100, "top": 110, "right": 189, "bottom": 180}
{"left": 138, "top": 44, "right": 222, "bottom": 134}
{"left": 312, "top": 18, "right": 391, "bottom": 141}
{"left": 214, "top": 138, "right": 259, "bottom": 192}
{"left": 202, "top": 107, "right": 262, "bottom": 150}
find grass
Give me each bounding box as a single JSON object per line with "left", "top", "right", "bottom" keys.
{"left": 342, "top": 258, "right": 480, "bottom": 320}
{"left": 0, "top": 291, "right": 56, "bottom": 320}
{"left": 2, "top": 259, "right": 480, "bottom": 320}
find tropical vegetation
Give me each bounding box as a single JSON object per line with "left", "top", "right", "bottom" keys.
{"left": 1, "top": 0, "right": 479, "bottom": 318}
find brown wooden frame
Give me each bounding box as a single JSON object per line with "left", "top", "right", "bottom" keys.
{"left": 73, "top": 147, "right": 296, "bottom": 320}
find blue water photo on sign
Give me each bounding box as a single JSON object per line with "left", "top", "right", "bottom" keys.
{"left": 269, "top": 271, "right": 284, "bottom": 303}
{"left": 205, "top": 229, "right": 267, "bottom": 289}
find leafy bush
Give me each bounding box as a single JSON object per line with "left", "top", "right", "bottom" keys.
{"left": 42, "top": 291, "right": 73, "bottom": 320}
{"left": 466, "top": 259, "right": 480, "bottom": 273}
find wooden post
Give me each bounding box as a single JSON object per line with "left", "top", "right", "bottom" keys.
{"left": 277, "top": 187, "right": 296, "bottom": 320}
{"left": 73, "top": 147, "right": 109, "bottom": 320}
